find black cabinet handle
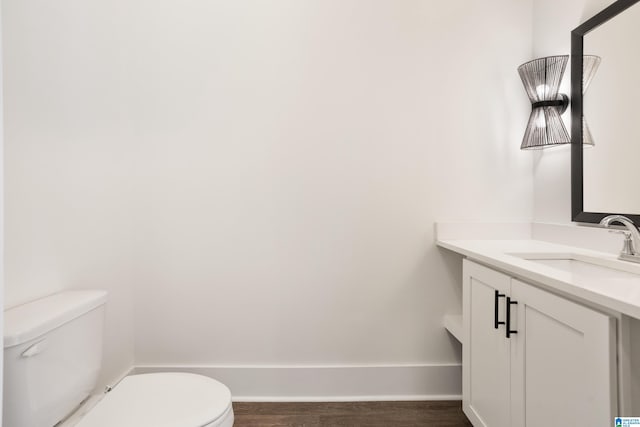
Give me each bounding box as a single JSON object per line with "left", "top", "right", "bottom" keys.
{"left": 494, "top": 290, "right": 506, "bottom": 329}
{"left": 506, "top": 297, "right": 518, "bottom": 338}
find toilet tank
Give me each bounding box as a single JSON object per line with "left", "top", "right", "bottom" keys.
{"left": 3, "top": 290, "right": 107, "bottom": 427}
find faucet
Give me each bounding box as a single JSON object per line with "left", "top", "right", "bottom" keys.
{"left": 600, "top": 214, "right": 640, "bottom": 263}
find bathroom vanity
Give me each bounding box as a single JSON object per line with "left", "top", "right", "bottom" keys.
{"left": 438, "top": 230, "right": 640, "bottom": 427}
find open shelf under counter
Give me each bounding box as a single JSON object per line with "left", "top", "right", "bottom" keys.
{"left": 442, "top": 314, "right": 462, "bottom": 343}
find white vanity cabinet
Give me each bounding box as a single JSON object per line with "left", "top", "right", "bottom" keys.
{"left": 462, "top": 259, "right": 617, "bottom": 427}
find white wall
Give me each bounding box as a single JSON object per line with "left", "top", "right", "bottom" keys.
{"left": 2, "top": 0, "right": 136, "bottom": 385}
{"left": 531, "top": 0, "right": 614, "bottom": 223}
{"left": 4, "top": 0, "right": 534, "bottom": 398}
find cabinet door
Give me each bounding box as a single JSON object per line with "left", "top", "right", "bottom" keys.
{"left": 463, "top": 260, "right": 511, "bottom": 427}
{"left": 510, "top": 279, "right": 616, "bottom": 427}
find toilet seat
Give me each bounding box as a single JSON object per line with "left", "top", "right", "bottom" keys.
{"left": 75, "top": 373, "right": 234, "bottom": 427}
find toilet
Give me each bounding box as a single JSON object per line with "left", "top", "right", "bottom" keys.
{"left": 3, "top": 290, "right": 234, "bottom": 427}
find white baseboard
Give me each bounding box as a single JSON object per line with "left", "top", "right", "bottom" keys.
{"left": 132, "top": 364, "right": 462, "bottom": 402}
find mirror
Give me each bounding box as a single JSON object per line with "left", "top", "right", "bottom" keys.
{"left": 571, "top": 0, "right": 640, "bottom": 224}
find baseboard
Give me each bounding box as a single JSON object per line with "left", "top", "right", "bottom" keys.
{"left": 105, "top": 365, "right": 135, "bottom": 389}
{"left": 132, "top": 364, "right": 462, "bottom": 402}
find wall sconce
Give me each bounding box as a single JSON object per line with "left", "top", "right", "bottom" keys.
{"left": 518, "top": 55, "right": 570, "bottom": 149}
{"left": 517, "top": 55, "right": 601, "bottom": 150}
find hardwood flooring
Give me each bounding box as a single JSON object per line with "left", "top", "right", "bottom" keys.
{"left": 232, "top": 401, "right": 473, "bottom": 427}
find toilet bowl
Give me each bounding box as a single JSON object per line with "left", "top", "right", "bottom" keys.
{"left": 3, "top": 290, "right": 235, "bottom": 427}
{"left": 74, "top": 372, "right": 234, "bottom": 427}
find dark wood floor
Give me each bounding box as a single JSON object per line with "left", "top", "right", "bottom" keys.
{"left": 233, "top": 401, "right": 473, "bottom": 427}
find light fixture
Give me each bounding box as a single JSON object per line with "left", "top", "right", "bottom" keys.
{"left": 518, "top": 55, "right": 571, "bottom": 149}
{"left": 517, "top": 55, "right": 601, "bottom": 150}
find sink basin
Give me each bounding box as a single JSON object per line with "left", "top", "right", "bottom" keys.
{"left": 507, "top": 253, "right": 640, "bottom": 279}
{"left": 527, "top": 258, "right": 638, "bottom": 278}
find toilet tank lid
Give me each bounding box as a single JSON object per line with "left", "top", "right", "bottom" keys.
{"left": 4, "top": 290, "right": 107, "bottom": 348}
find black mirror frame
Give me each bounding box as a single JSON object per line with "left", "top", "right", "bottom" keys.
{"left": 571, "top": 0, "right": 640, "bottom": 224}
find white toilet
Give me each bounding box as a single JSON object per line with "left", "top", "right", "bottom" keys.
{"left": 3, "top": 290, "right": 235, "bottom": 427}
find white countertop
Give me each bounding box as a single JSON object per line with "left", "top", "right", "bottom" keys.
{"left": 437, "top": 238, "right": 640, "bottom": 319}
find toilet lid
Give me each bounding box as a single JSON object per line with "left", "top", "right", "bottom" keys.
{"left": 76, "top": 373, "right": 232, "bottom": 427}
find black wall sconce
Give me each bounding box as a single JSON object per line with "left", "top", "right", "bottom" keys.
{"left": 517, "top": 55, "right": 600, "bottom": 150}
{"left": 518, "top": 55, "right": 571, "bottom": 149}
